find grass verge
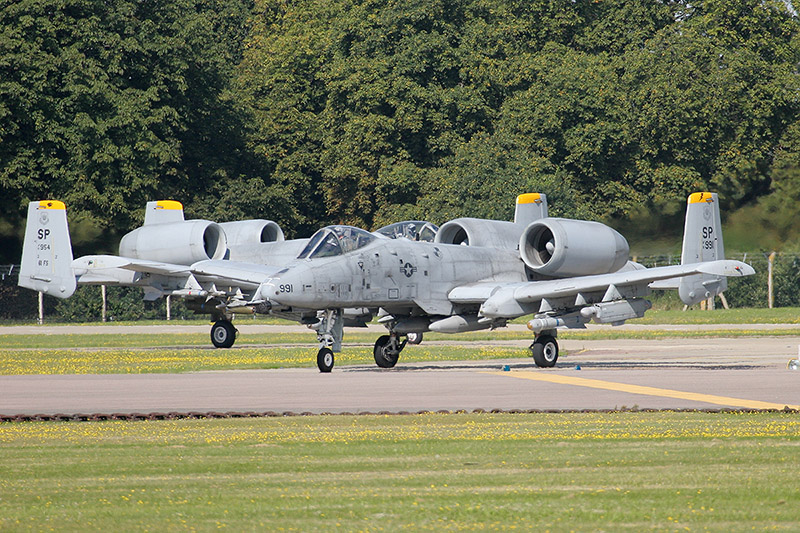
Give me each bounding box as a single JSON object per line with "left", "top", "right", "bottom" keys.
{"left": 1, "top": 412, "right": 799, "bottom": 531}
{"left": 0, "top": 345, "right": 527, "bottom": 375}
{"left": 3, "top": 324, "right": 800, "bottom": 350}
{"left": 629, "top": 307, "right": 800, "bottom": 324}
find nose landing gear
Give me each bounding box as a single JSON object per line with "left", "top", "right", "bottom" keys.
{"left": 314, "top": 309, "right": 342, "bottom": 372}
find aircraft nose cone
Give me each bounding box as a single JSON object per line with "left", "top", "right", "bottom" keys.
{"left": 261, "top": 265, "right": 310, "bottom": 307}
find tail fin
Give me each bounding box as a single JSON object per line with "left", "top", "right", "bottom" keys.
{"left": 514, "top": 193, "right": 548, "bottom": 225}
{"left": 143, "top": 200, "right": 184, "bottom": 225}
{"left": 678, "top": 192, "right": 726, "bottom": 305}
{"left": 18, "top": 200, "right": 76, "bottom": 298}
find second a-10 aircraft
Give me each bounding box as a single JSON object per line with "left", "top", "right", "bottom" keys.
{"left": 19, "top": 198, "right": 438, "bottom": 348}
{"left": 20, "top": 192, "right": 753, "bottom": 371}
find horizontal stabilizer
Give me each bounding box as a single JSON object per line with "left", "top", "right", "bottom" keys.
{"left": 73, "top": 255, "right": 191, "bottom": 276}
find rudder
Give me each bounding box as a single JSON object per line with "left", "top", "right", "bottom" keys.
{"left": 143, "top": 200, "right": 184, "bottom": 225}
{"left": 18, "top": 200, "right": 76, "bottom": 298}
{"left": 514, "top": 193, "right": 548, "bottom": 226}
{"left": 679, "top": 192, "right": 727, "bottom": 305}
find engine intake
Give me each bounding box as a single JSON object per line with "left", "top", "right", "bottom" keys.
{"left": 119, "top": 220, "right": 227, "bottom": 265}
{"left": 520, "top": 218, "right": 629, "bottom": 277}
{"left": 218, "top": 220, "right": 284, "bottom": 246}
{"left": 435, "top": 218, "right": 523, "bottom": 250}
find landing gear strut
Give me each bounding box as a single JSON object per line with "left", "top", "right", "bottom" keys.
{"left": 211, "top": 320, "right": 237, "bottom": 348}
{"left": 313, "top": 309, "right": 343, "bottom": 373}
{"left": 530, "top": 333, "right": 558, "bottom": 368}
{"left": 373, "top": 333, "right": 407, "bottom": 368}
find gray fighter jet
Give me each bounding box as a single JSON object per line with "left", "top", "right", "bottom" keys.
{"left": 18, "top": 199, "right": 437, "bottom": 348}
{"left": 257, "top": 192, "right": 754, "bottom": 372}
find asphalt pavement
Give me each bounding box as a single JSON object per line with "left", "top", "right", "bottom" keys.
{"left": 2, "top": 326, "right": 799, "bottom": 415}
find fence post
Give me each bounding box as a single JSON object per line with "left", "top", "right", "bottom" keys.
{"left": 767, "top": 252, "right": 776, "bottom": 309}
{"left": 101, "top": 285, "right": 107, "bottom": 323}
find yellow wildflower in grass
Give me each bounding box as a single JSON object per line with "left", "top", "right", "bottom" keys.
{"left": 1, "top": 412, "right": 800, "bottom": 530}
{"left": 2, "top": 412, "right": 799, "bottom": 445}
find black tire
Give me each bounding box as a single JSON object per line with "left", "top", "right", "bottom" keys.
{"left": 530, "top": 335, "right": 558, "bottom": 368}
{"left": 406, "top": 332, "right": 423, "bottom": 345}
{"left": 317, "top": 348, "right": 334, "bottom": 373}
{"left": 373, "top": 335, "right": 400, "bottom": 368}
{"left": 210, "top": 320, "right": 237, "bottom": 348}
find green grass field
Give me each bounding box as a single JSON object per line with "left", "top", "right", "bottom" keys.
{"left": 1, "top": 412, "right": 799, "bottom": 531}
{"left": 2, "top": 307, "right": 800, "bottom": 374}
{"left": 2, "top": 317, "right": 799, "bottom": 530}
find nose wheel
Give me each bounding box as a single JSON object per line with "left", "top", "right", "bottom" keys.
{"left": 317, "top": 347, "right": 334, "bottom": 373}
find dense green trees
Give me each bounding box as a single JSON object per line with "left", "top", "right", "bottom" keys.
{"left": 0, "top": 0, "right": 254, "bottom": 253}
{"left": 2, "top": 0, "right": 799, "bottom": 261}
{"left": 237, "top": 0, "right": 800, "bottom": 228}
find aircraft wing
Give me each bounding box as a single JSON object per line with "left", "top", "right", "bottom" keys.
{"left": 449, "top": 259, "right": 754, "bottom": 319}
{"left": 515, "top": 260, "right": 750, "bottom": 302}
{"left": 189, "top": 260, "right": 283, "bottom": 288}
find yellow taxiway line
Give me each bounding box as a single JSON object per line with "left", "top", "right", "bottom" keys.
{"left": 485, "top": 371, "right": 800, "bottom": 410}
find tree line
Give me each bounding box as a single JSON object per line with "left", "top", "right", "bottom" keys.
{"left": 2, "top": 0, "right": 799, "bottom": 261}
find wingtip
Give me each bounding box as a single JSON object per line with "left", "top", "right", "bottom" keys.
{"left": 697, "top": 260, "right": 755, "bottom": 277}
{"left": 735, "top": 263, "right": 756, "bottom": 276}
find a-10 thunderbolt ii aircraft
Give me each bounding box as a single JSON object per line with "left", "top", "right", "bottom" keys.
{"left": 18, "top": 199, "right": 437, "bottom": 348}
{"left": 256, "top": 192, "right": 754, "bottom": 372}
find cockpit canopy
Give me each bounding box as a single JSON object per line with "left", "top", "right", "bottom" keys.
{"left": 298, "top": 225, "right": 377, "bottom": 259}
{"left": 375, "top": 221, "right": 439, "bottom": 242}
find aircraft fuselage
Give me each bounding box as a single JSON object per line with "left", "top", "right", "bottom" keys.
{"left": 265, "top": 239, "right": 527, "bottom": 316}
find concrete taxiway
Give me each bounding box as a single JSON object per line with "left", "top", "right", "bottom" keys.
{"left": 2, "top": 329, "right": 799, "bottom": 415}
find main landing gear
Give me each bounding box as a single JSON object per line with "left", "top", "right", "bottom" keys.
{"left": 406, "top": 332, "right": 423, "bottom": 345}
{"left": 529, "top": 333, "right": 559, "bottom": 367}
{"left": 211, "top": 320, "right": 237, "bottom": 348}
{"left": 312, "top": 310, "right": 419, "bottom": 372}
{"left": 373, "top": 333, "right": 408, "bottom": 368}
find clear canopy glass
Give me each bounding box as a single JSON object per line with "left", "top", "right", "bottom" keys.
{"left": 297, "top": 225, "right": 377, "bottom": 259}
{"left": 374, "top": 221, "right": 438, "bottom": 242}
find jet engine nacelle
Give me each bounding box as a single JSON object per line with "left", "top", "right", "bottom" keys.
{"left": 519, "top": 218, "right": 629, "bottom": 277}
{"left": 218, "top": 220, "right": 284, "bottom": 246}
{"left": 434, "top": 218, "right": 523, "bottom": 250}
{"left": 119, "top": 220, "right": 227, "bottom": 264}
